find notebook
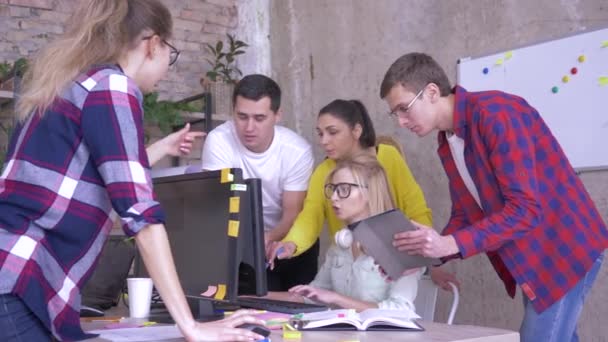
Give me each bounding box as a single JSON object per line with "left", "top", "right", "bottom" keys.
{"left": 349, "top": 209, "right": 439, "bottom": 280}
{"left": 290, "top": 308, "right": 423, "bottom": 331}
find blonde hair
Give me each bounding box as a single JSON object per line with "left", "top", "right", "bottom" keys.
{"left": 376, "top": 135, "right": 404, "bottom": 156}
{"left": 17, "top": 0, "right": 172, "bottom": 121}
{"left": 327, "top": 154, "right": 395, "bottom": 216}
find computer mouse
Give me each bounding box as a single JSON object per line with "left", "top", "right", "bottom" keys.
{"left": 236, "top": 323, "right": 271, "bottom": 338}
{"left": 80, "top": 305, "right": 105, "bottom": 317}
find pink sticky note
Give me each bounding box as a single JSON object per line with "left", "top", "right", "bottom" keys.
{"left": 200, "top": 285, "right": 217, "bottom": 297}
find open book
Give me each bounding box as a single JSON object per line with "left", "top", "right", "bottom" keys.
{"left": 289, "top": 308, "right": 423, "bottom": 331}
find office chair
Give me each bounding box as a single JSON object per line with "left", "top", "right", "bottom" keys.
{"left": 414, "top": 274, "right": 459, "bottom": 325}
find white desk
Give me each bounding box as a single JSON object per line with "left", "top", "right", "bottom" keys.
{"left": 83, "top": 307, "right": 519, "bottom": 342}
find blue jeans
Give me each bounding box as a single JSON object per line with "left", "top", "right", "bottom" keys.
{"left": 520, "top": 253, "right": 604, "bottom": 342}
{"left": 0, "top": 294, "right": 52, "bottom": 342}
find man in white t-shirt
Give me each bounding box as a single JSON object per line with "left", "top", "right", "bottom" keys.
{"left": 201, "top": 74, "right": 316, "bottom": 291}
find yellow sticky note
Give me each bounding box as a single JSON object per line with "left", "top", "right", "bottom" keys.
{"left": 214, "top": 284, "right": 226, "bottom": 300}
{"left": 282, "top": 330, "right": 302, "bottom": 339}
{"left": 599, "top": 76, "right": 608, "bottom": 86}
{"left": 601, "top": 41, "right": 608, "bottom": 48}
{"left": 229, "top": 197, "right": 240, "bottom": 213}
{"left": 227, "top": 220, "right": 240, "bottom": 237}
{"left": 495, "top": 58, "right": 504, "bottom": 66}
{"left": 220, "top": 168, "right": 234, "bottom": 183}
{"left": 504, "top": 51, "right": 513, "bottom": 59}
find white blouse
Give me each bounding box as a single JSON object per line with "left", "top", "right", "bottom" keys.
{"left": 308, "top": 245, "right": 422, "bottom": 311}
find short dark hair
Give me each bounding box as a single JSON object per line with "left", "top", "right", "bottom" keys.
{"left": 318, "top": 99, "right": 376, "bottom": 149}
{"left": 380, "top": 52, "right": 452, "bottom": 98}
{"left": 232, "top": 74, "right": 281, "bottom": 112}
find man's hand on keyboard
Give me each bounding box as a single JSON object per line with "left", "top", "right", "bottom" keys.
{"left": 180, "top": 309, "right": 266, "bottom": 341}
{"left": 288, "top": 285, "right": 337, "bottom": 306}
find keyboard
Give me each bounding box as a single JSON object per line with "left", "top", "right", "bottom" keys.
{"left": 236, "top": 297, "right": 328, "bottom": 314}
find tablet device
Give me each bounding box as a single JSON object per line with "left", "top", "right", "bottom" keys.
{"left": 349, "top": 209, "right": 439, "bottom": 280}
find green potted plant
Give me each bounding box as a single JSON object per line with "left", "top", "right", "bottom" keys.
{"left": 202, "top": 34, "right": 248, "bottom": 115}
{"left": 142, "top": 91, "right": 201, "bottom": 143}
{"left": 0, "top": 57, "right": 28, "bottom": 92}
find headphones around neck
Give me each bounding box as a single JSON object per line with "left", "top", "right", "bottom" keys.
{"left": 334, "top": 228, "right": 353, "bottom": 249}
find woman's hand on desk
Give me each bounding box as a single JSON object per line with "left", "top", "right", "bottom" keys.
{"left": 180, "top": 309, "right": 266, "bottom": 341}
{"left": 289, "top": 285, "right": 338, "bottom": 306}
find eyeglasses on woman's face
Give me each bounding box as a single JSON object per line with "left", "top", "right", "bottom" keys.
{"left": 142, "top": 36, "right": 180, "bottom": 66}
{"left": 324, "top": 182, "right": 366, "bottom": 199}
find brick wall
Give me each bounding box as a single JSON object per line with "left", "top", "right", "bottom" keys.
{"left": 0, "top": 0, "right": 239, "bottom": 101}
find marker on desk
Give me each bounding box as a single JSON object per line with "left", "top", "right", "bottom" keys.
{"left": 266, "top": 246, "right": 285, "bottom": 269}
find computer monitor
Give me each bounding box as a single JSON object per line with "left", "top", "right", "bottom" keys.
{"left": 134, "top": 168, "right": 267, "bottom": 319}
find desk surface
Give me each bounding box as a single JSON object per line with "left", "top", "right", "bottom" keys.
{"left": 82, "top": 307, "right": 519, "bottom": 342}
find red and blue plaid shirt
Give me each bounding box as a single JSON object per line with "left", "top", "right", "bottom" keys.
{"left": 439, "top": 86, "right": 608, "bottom": 313}
{"left": 0, "top": 65, "right": 165, "bottom": 340}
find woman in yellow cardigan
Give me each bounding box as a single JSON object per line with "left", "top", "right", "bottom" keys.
{"left": 268, "top": 99, "right": 458, "bottom": 289}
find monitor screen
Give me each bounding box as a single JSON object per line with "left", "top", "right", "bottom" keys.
{"left": 134, "top": 168, "right": 267, "bottom": 316}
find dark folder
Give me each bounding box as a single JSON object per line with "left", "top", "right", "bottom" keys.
{"left": 349, "top": 209, "right": 439, "bottom": 280}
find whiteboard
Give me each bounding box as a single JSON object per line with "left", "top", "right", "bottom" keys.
{"left": 457, "top": 28, "right": 608, "bottom": 170}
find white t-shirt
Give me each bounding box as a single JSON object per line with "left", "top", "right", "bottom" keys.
{"left": 201, "top": 121, "right": 314, "bottom": 230}
{"left": 446, "top": 131, "right": 482, "bottom": 209}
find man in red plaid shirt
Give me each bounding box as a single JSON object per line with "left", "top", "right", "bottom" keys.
{"left": 380, "top": 52, "right": 607, "bottom": 341}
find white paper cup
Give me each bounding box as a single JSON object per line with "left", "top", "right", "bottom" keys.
{"left": 127, "top": 277, "right": 153, "bottom": 318}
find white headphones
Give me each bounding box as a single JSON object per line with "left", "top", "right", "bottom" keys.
{"left": 335, "top": 228, "right": 354, "bottom": 249}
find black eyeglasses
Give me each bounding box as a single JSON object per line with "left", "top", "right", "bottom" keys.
{"left": 324, "top": 182, "right": 366, "bottom": 199}
{"left": 142, "top": 36, "right": 180, "bottom": 66}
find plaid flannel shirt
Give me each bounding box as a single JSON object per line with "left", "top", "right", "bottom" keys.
{"left": 0, "top": 65, "right": 165, "bottom": 340}
{"left": 439, "top": 86, "right": 608, "bottom": 313}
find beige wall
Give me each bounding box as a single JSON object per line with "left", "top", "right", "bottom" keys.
{"left": 269, "top": 0, "right": 608, "bottom": 340}
{"left": 0, "top": 0, "right": 238, "bottom": 101}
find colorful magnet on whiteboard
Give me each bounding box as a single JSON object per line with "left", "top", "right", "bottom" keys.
{"left": 599, "top": 77, "right": 608, "bottom": 86}
{"left": 551, "top": 86, "right": 559, "bottom": 94}
{"left": 562, "top": 76, "right": 570, "bottom": 83}
{"left": 578, "top": 55, "right": 586, "bottom": 63}
{"left": 601, "top": 41, "right": 608, "bottom": 48}
{"left": 570, "top": 67, "right": 578, "bottom": 75}
{"left": 483, "top": 67, "right": 489, "bottom": 74}
{"left": 495, "top": 58, "right": 504, "bottom": 66}
{"left": 504, "top": 51, "right": 513, "bottom": 60}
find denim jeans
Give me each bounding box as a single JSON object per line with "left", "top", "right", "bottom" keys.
{"left": 0, "top": 294, "right": 53, "bottom": 342}
{"left": 520, "top": 253, "right": 604, "bottom": 342}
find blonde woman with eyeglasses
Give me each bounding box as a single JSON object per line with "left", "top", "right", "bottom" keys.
{"left": 0, "top": 1, "right": 264, "bottom": 341}
{"left": 263, "top": 155, "right": 421, "bottom": 311}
